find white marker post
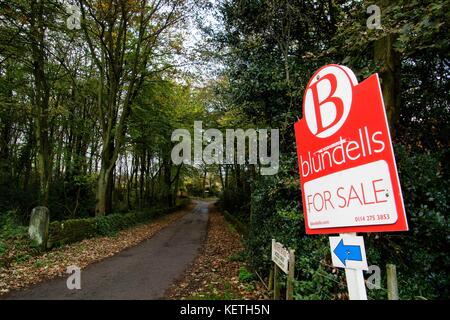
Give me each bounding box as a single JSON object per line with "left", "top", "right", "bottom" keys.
{"left": 341, "top": 233, "right": 367, "bottom": 300}
{"left": 330, "top": 233, "right": 368, "bottom": 300}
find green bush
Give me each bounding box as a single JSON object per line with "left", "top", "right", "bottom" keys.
{"left": 0, "top": 211, "right": 28, "bottom": 239}
{"left": 47, "top": 218, "right": 97, "bottom": 248}
{"left": 380, "top": 145, "right": 450, "bottom": 299}
{"left": 46, "top": 200, "right": 190, "bottom": 249}
{"left": 0, "top": 213, "right": 35, "bottom": 267}
{"left": 95, "top": 209, "right": 161, "bottom": 236}
{"left": 238, "top": 266, "right": 256, "bottom": 283}
{"left": 222, "top": 210, "right": 248, "bottom": 237}
{"left": 218, "top": 186, "right": 251, "bottom": 222}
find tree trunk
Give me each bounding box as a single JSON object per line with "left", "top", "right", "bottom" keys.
{"left": 374, "top": 33, "right": 401, "bottom": 138}
{"left": 202, "top": 170, "right": 207, "bottom": 198}
{"left": 139, "top": 152, "right": 145, "bottom": 209}
{"left": 218, "top": 165, "right": 224, "bottom": 190}
{"left": 30, "top": 0, "right": 52, "bottom": 206}
{"left": 95, "top": 139, "right": 115, "bottom": 215}
{"left": 96, "top": 167, "right": 108, "bottom": 215}
{"left": 0, "top": 63, "right": 13, "bottom": 183}
{"left": 164, "top": 161, "right": 172, "bottom": 207}
{"left": 106, "top": 166, "right": 114, "bottom": 214}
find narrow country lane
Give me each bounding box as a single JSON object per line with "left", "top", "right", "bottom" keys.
{"left": 3, "top": 201, "right": 210, "bottom": 300}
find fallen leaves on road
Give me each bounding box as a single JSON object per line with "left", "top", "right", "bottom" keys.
{"left": 0, "top": 206, "right": 191, "bottom": 296}
{"left": 165, "top": 205, "right": 268, "bottom": 300}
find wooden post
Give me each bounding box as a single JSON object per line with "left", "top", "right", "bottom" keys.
{"left": 273, "top": 263, "right": 280, "bottom": 300}
{"left": 268, "top": 268, "right": 273, "bottom": 291}
{"left": 387, "top": 264, "right": 399, "bottom": 300}
{"left": 286, "top": 249, "right": 295, "bottom": 300}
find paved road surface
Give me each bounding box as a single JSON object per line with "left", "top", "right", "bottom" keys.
{"left": 3, "top": 201, "right": 209, "bottom": 300}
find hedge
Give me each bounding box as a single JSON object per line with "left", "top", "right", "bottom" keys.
{"left": 46, "top": 200, "right": 190, "bottom": 249}
{"left": 222, "top": 210, "right": 248, "bottom": 237}
{"left": 47, "top": 218, "right": 97, "bottom": 248}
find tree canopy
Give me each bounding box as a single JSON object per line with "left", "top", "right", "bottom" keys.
{"left": 0, "top": 0, "right": 448, "bottom": 300}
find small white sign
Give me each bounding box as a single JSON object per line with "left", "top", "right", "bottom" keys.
{"left": 271, "top": 239, "right": 289, "bottom": 274}
{"left": 329, "top": 235, "right": 368, "bottom": 270}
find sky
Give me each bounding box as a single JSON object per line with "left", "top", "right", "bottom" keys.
{"left": 176, "top": 0, "right": 225, "bottom": 87}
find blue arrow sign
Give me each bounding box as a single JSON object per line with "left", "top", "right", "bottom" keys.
{"left": 333, "top": 239, "right": 363, "bottom": 266}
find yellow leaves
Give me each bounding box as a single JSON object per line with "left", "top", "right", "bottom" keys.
{"left": 169, "top": 37, "right": 184, "bottom": 55}
{"left": 93, "top": 0, "right": 113, "bottom": 12}
{"left": 92, "top": 0, "right": 141, "bottom": 15}
{"left": 50, "top": 103, "right": 70, "bottom": 118}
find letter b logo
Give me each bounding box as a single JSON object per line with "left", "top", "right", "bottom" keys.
{"left": 303, "top": 65, "right": 357, "bottom": 138}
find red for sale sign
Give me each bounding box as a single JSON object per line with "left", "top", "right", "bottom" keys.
{"left": 294, "top": 65, "right": 408, "bottom": 235}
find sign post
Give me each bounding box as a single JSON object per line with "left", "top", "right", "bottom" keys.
{"left": 344, "top": 262, "right": 367, "bottom": 300}
{"left": 271, "top": 239, "right": 295, "bottom": 300}
{"left": 286, "top": 249, "right": 295, "bottom": 300}
{"left": 273, "top": 260, "right": 280, "bottom": 300}
{"left": 294, "top": 64, "right": 409, "bottom": 300}
{"left": 334, "top": 233, "right": 368, "bottom": 299}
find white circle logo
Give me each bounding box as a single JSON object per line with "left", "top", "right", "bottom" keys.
{"left": 303, "top": 65, "right": 358, "bottom": 138}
